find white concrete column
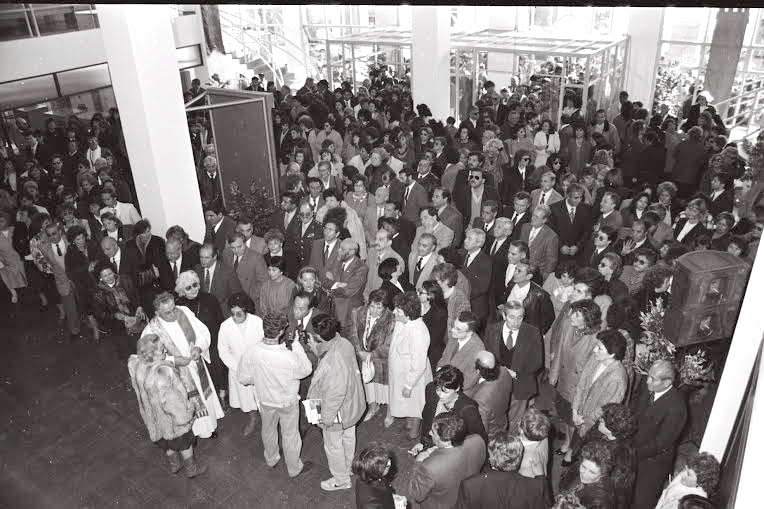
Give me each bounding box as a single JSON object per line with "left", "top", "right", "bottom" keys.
{"left": 97, "top": 4, "right": 205, "bottom": 242}
{"left": 411, "top": 6, "right": 451, "bottom": 121}
{"left": 624, "top": 7, "right": 664, "bottom": 112}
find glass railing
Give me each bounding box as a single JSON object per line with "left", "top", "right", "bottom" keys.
{"left": 0, "top": 4, "right": 98, "bottom": 42}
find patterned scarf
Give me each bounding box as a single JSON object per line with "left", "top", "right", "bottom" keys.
{"left": 149, "top": 307, "right": 212, "bottom": 399}
{"left": 97, "top": 279, "right": 132, "bottom": 316}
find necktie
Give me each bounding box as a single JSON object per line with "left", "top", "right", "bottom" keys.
{"left": 529, "top": 228, "right": 538, "bottom": 245}
{"left": 539, "top": 192, "right": 546, "bottom": 205}
{"left": 416, "top": 256, "right": 423, "bottom": 273}
{"left": 203, "top": 268, "right": 211, "bottom": 292}
{"left": 55, "top": 243, "right": 62, "bottom": 256}
{"left": 284, "top": 213, "right": 290, "bottom": 230}
{"left": 507, "top": 329, "right": 514, "bottom": 349}
{"left": 511, "top": 213, "right": 518, "bottom": 225}
{"left": 490, "top": 240, "right": 498, "bottom": 256}
{"left": 569, "top": 207, "right": 576, "bottom": 223}
{"left": 404, "top": 186, "right": 410, "bottom": 205}
{"left": 172, "top": 261, "right": 178, "bottom": 281}
{"left": 323, "top": 243, "right": 329, "bottom": 263}
{"left": 484, "top": 223, "right": 490, "bottom": 232}
{"left": 234, "top": 256, "right": 240, "bottom": 271}
{"left": 111, "top": 257, "right": 117, "bottom": 268}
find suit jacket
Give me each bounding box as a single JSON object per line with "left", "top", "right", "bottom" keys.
{"left": 499, "top": 165, "right": 529, "bottom": 205}
{"left": 673, "top": 218, "right": 709, "bottom": 247}
{"left": 409, "top": 251, "right": 439, "bottom": 288}
{"left": 454, "top": 184, "right": 501, "bottom": 229}
{"left": 530, "top": 188, "right": 563, "bottom": 210}
{"left": 483, "top": 321, "right": 544, "bottom": 400}
{"left": 460, "top": 250, "right": 492, "bottom": 322}
{"left": 520, "top": 223, "right": 559, "bottom": 280}
{"left": 308, "top": 238, "right": 341, "bottom": 286}
{"left": 421, "top": 388, "right": 488, "bottom": 450}
{"left": 416, "top": 171, "right": 440, "bottom": 197}
{"left": 472, "top": 218, "right": 496, "bottom": 249}
{"left": 507, "top": 209, "right": 531, "bottom": 241}
{"left": 708, "top": 188, "right": 734, "bottom": 217}
{"left": 198, "top": 172, "right": 222, "bottom": 206}
{"left": 599, "top": 210, "right": 624, "bottom": 231}
{"left": 204, "top": 216, "right": 237, "bottom": 254}
{"left": 631, "top": 385, "right": 688, "bottom": 509}
{"left": 272, "top": 210, "right": 302, "bottom": 251}
{"left": 364, "top": 247, "right": 405, "bottom": 300}
{"left": 220, "top": 249, "right": 268, "bottom": 309}
{"left": 318, "top": 175, "right": 344, "bottom": 193}
{"left": 396, "top": 217, "right": 416, "bottom": 246}
{"left": 99, "top": 245, "right": 142, "bottom": 288}
{"left": 363, "top": 202, "right": 388, "bottom": 243}
{"left": 330, "top": 257, "right": 369, "bottom": 326}
{"left": 376, "top": 179, "right": 405, "bottom": 204}
{"left": 295, "top": 219, "right": 323, "bottom": 266}
{"left": 406, "top": 435, "right": 486, "bottom": 509}
{"left": 573, "top": 356, "right": 628, "bottom": 434}
{"left": 455, "top": 470, "right": 552, "bottom": 509}
{"left": 438, "top": 205, "right": 464, "bottom": 247}
{"left": 157, "top": 253, "right": 196, "bottom": 292}
{"left": 503, "top": 282, "right": 555, "bottom": 335}
{"left": 549, "top": 200, "right": 594, "bottom": 252}
{"left": 39, "top": 239, "right": 73, "bottom": 296}
{"left": 412, "top": 223, "right": 454, "bottom": 254}
{"left": 194, "top": 262, "right": 243, "bottom": 317}
{"left": 437, "top": 333, "right": 486, "bottom": 392}
{"left": 464, "top": 367, "right": 513, "bottom": 437}
{"left": 390, "top": 231, "right": 412, "bottom": 266}
{"left": 581, "top": 241, "right": 618, "bottom": 268}
{"left": 402, "top": 181, "right": 430, "bottom": 225}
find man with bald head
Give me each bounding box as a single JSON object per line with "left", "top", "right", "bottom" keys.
{"left": 464, "top": 350, "right": 513, "bottom": 438}
{"left": 100, "top": 235, "right": 141, "bottom": 287}
{"left": 631, "top": 359, "right": 688, "bottom": 509}
{"left": 329, "top": 238, "right": 369, "bottom": 334}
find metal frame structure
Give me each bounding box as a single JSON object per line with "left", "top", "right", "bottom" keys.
{"left": 324, "top": 28, "right": 628, "bottom": 123}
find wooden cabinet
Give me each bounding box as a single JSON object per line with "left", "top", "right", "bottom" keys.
{"left": 664, "top": 251, "right": 750, "bottom": 346}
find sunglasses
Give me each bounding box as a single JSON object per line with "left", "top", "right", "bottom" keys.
{"left": 184, "top": 282, "right": 200, "bottom": 291}
{"left": 521, "top": 157, "right": 530, "bottom": 161}
{"left": 469, "top": 175, "right": 482, "bottom": 180}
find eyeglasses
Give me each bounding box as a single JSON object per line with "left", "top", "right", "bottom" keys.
{"left": 469, "top": 175, "right": 482, "bottom": 180}
{"left": 184, "top": 282, "right": 200, "bottom": 291}
{"left": 635, "top": 259, "right": 648, "bottom": 265}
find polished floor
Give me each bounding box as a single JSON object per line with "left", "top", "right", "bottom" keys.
{"left": 0, "top": 304, "right": 422, "bottom": 509}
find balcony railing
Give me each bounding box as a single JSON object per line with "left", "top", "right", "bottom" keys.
{"left": 0, "top": 4, "right": 99, "bottom": 41}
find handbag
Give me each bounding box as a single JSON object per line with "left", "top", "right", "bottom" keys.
{"left": 361, "top": 357, "right": 375, "bottom": 384}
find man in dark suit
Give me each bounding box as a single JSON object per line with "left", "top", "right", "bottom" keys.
{"left": 581, "top": 224, "right": 619, "bottom": 268}
{"left": 377, "top": 168, "right": 405, "bottom": 204}
{"left": 460, "top": 228, "right": 492, "bottom": 328}
{"left": 383, "top": 201, "right": 416, "bottom": 246}
{"left": 485, "top": 219, "right": 514, "bottom": 319}
{"left": 327, "top": 239, "right": 368, "bottom": 336}
{"left": 295, "top": 202, "right": 323, "bottom": 267}
{"left": 399, "top": 166, "right": 430, "bottom": 226}
{"left": 158, "top": 237, "right": 196, "bottom": 292}
{"left": 631, "top": 359, "right": 688, "bottom": 509}
{"left": 194, "top": 242, "right": 242, "bottom": 317}
{"left": 505, "top": 191, "right": 532, "bottom": 241}
{"left": 270, "top": 191, "right": 301, "bottom": 247}
{"left": 499, "top": 154, "right": 531, "bottom": 205}
{"left": 432, "top": 187, "right": 465, "bottom": 247}
{"left": 708, "top": 173, "right": 734, "bottom": 217}
{"left": 502, "top": 259, "right": 554, "bottom": 335}
{"left": 406, "top": 413, "right": 486, "bottom": 509}
{"left": 165, "top": 225, "right": 201, "bottom": 268}
{"left": 453, "top": 167, "right": 500, "bottom": 230}
{"left": 220, "top": 232, "right": 268, "bottom": 313}
{"left": 415, "top": 158, "right": 440, "bottom": 197}
{"left": 549, "top": 183, "right": 593, "bottom": 262}
{"left": 203, "top": 200, "right": 237, "bottom": 254}
{"left": 519, "top": 204, "right": 559, "bottom": 281}
{"left": 99, "top": 235, "right": 141, "bottom": 289}
{"left": 308, "top": 217, "right": 342, "bottom": 286}
{"left": 455, "top": 434, "right": 551, "bottom": 509}
{"left": 484, "top": 301, "right": 544, "bottom": 432}
{"left": 464, "top": 351, "right": 513, "bottom": 437}
{"left": 198, "top": 155, "right": 222, "bottom": 207}
{"left": 472, "top": 198, "right": 500, "bottom": 235}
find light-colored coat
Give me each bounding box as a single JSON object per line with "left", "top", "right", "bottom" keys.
{"left": 408, "top": 251, "right": 439, "bottom": 288}
{"left": 573, "top": 357, "right": 628, "bottom": 435}
{"left": 530, "top": 188, "right": 564, "bottom": 210}
{"left": 520, "top": 223, "right": 559, "bottom": 280}
{"left": 388, "top": 318, "right": 432, "bottom": 418}
{"left": 218, "top": 314, "right": 264, "bottom": 412}
{"left": 437, "top": 333, "right": 486, "bottom": 392}
{"left": 554, "top": 330, "right": 600, "bottom": 403}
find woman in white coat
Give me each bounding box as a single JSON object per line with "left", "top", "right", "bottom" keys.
{"left": 386, "top": 291, "right": 432, "bottom": 440}
{"left": 533, "top": 119, "right": 561, "bottom": 168}
{"left": 218, "top": 292, "right": 264, "bottom": 436}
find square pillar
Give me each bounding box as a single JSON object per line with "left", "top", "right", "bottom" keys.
{"left": 625, "top": 7, "right": 664, "bottom": 112}
{"left": 97, "top": 4, "right": 205, "bottom": 242}
{"left": 412, "top": 6, "right": 451, "bottom": 121}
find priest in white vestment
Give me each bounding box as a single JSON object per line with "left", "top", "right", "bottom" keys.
{"left": 143, "top": 292, "right": 224, "bottom": 439}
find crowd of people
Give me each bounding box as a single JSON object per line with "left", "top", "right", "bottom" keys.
{"left": 3, "top": 62, "right": 761, "bottom": 508}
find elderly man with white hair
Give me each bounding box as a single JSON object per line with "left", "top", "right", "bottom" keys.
{"left": 198, "top": 155, "right": 222, "bottom": 206}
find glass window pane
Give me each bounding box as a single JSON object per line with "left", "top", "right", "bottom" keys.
{"left": 0, "top": 8, "right": 32, "bottom": 41}
{"left": 177, "top": 45, "right": 203, "bottom": 70}
{"left": 755, "top": 12, "right": 764, "bottom": 45}
{"left": 0, "top": 75, "right": 58, "bottom": 110}
{"left": 57, "top": 63, "right": 111, "bottom": 96}
{"left": 661, "top": 42, "right": 702, "bottom": 69}
{"left": 33, "top": 4, "right": 97, "bottom": 36}
{"left": 750, "top": 49, "right": 764, "bottom": 73}
{"left": 663, "top": 8, "right": 710, "bottom": 43}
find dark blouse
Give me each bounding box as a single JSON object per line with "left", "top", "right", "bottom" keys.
{"left": 422, "top": 304, "right": 448, "bottom": 368}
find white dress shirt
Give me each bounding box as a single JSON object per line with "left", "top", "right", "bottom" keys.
{"left": 508, "top": 282, "right": 531, "bottom": 303}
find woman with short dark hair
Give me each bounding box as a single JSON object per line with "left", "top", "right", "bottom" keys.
{"left": 352, "top": 443, "right": 397, "bottom": 509}
{"left": 386, "top": 291, "right": 433, "bottom": 438}
{"left": 419, "top": 280, "right": 448, "bottom": 371}
{"left": 378, "top": 257, "right": 413, "bottom": 309}
{"left": 64, "top": 223, "right": 99, "bottom": 339}
{"left": 560, "top": 441, "right": 616, "bottom": 506}
{"left": 259, "top": 256, "right": 298, "bottom": 316}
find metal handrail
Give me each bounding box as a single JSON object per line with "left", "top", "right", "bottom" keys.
{"left": 216, "top": 9, "right": 318, "bottom": 79}
{"left": 217, "top": 22, "right": 285, "bottom": 88}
